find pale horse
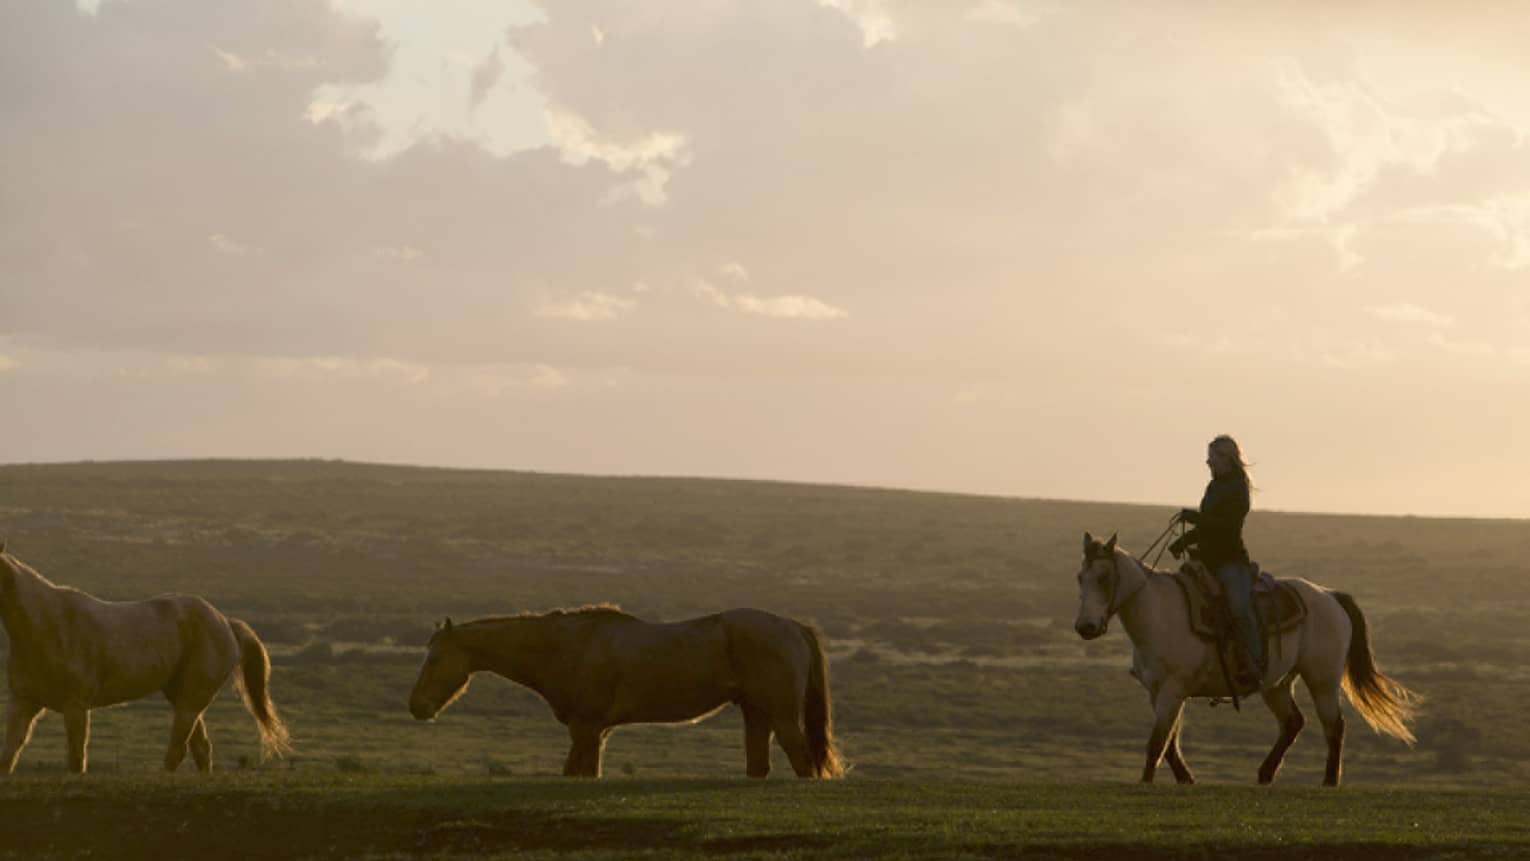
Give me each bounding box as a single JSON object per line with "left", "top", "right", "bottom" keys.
{"left": 1073, "top": 532, "right": 1419, "bottom": 786}
{"left": 0, "top": 544, "right": 290, "bottom": 773}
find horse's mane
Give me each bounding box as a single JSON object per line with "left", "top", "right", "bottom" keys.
{"left": 1117, "top": 548, "right": 1179, "bottom": 577}
{"left": 458, "top": 604, "right": 637, "bottom": 629}
{"left": 1, "top": 552, "right": 61, "bottom": 598}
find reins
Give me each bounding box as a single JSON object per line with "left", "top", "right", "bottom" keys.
{"left": 1140, "top": 512, "right": 1184, "bottom": 572}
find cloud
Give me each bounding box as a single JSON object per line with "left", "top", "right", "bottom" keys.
{"left": 0, "top": 354, "right": 18, "bottom": 373}
{"left": 964, "top": 1, "right": 1044, "bottom": 28}
{"left": 468, "top": 46, "right": 504, "bottom": 113}
{"left": 1272, "top": 63, "right": 1508, "bottom": 224}
{"left": 545, "top": 108, "right": 690, "bottom": 207}
{"left": 733, "top": 293, "right": 848, "bottom": 320}
{"left": 371, "top": 244, "right": 423, "bottom": 262}
{"left": 535, "top": 291, "right": 637, "bottom": 321}
{"left": 817, "top": 0, "right": 897, "bottom": 47}
{"left": 465, "top": 363, "right": 570, "bottom": 396}
{"left": 12, "top": 0, "right": 1530, "bottom": 516}
{"left": 686, "top": 278, "right": 846, "bottom": 320}
{"left": 1366, "top": 303, "right": 1453, "bottom": 327}
{"left": 1426, "top": 333, "right": 1495, "bottom": 357}
{"left": 208, "top": 233, "right": 257, "bottom": 255}
{"left": 253, "top": 356, "right": 430, "bottom": 385}
{"left": 1391, "top": 197, "right": 1530, "bottom": 269}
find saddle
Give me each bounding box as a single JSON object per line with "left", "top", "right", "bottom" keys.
{"left": 1171, "top": 560, "right": 1307, "bottom": 690}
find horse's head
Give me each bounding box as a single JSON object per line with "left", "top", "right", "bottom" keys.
{"left": 409, "top": 617, "right": 473, "bottom": 721}
{"left": 1074, "top": 531, "right": 1120, "bottom": 640}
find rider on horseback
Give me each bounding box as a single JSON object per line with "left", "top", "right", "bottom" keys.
{"left": 1169, "top": 434, "right": 1263, "bottom": 689}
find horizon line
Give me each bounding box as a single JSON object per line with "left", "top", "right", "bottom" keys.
{"left": 3, "top": 455, "right": 1527, "bottom": 525}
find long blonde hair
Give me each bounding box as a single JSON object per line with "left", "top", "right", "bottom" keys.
{"left": 1211, "top": 435, "right": 1255, "bottom": 493}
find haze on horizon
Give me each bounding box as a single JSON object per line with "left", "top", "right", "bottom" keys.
{"left": 3, "top": 1, "right": 1529, "bottom": 520}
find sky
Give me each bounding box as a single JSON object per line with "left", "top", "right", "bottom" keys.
{"left": 3, "top": 1, "right": 1530, "bottom": 520}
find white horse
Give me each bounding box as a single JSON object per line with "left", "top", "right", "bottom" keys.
{"left": 1073, "top": 532, "right": 1418, "bottom": 786}
{"left": 0, "top": 543, "right": 290, "bottom": 773}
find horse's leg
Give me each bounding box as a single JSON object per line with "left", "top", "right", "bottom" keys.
{"left": 189, "top": 718, "right": 213, "bottom": 773}
{"left": 765, "top": 703, "right": 815, "bottom": 778}
{"left": 1309, "top": 681, "right": 1346, "bottom": 786}
{"left": 1142, "top": 684, "right": 1187, "bottom": 784}
{"left": 742, "top": 704, "right": 772, "bottom": 778}
{"left": 1164, "top": 719, "right": 1195, "bottom": 785}
{"left": 63, "top": 707, "right": 91, "bottom": 775}
{"left": 164, "top": 708, "right": 202, "bottom": 772}
{"left": 0, "top": 697, "right": 43, "bottom": 775}
{"left": 1257, "top": 683, "right": 1305, "bottom": 785}
{"left": 562, "top": 723, "right": 608, "bottom": 778}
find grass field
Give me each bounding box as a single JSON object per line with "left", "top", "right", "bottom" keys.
{"left": 2, "top": 775, "right": 1528, "bottom": 860}
{"left": 1, "top": 460, "right": 1528, "bottom": 857}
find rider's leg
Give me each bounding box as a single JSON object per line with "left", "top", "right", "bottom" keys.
{"left": 1216, "top": 561, "right": 1263, "bottom": 677}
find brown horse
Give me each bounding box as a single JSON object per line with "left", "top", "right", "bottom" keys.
{"left": 1074, "top": 532, "right": 1419, "bottom": 786}
{"left": 409, "top": 606, "right": 845, "bottom": 778}
{"left": 0, "top": 544, "right": 289, "bottom": 773}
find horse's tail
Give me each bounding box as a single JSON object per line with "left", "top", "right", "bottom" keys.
{"left": 229, "top": 618, "right": 292, "bottom": 760}
{"left": 798, "top": 623, "right": 846, "bottom": 778}
{"left": 1334, "top": 592, "right": 1420, "bottom": 745}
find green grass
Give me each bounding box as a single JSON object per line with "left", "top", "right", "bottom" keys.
{"left": 1, "top": 776, "right": 1526, "bottom": 860}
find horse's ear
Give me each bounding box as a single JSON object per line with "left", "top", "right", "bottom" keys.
{"left": 1104, "top": 533, "right": 1117, "bottom": 554}
{"left": 0, "top": 538, "right": 6, "bottom": 555}
{"left": 1083, "top": 531, "right": 1094, "bottom": 552}
{"left": 444, "top": 617, "right": 453, "bottom": 633}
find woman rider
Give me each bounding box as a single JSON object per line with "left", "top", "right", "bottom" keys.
{"left": 1169, "top": 435, "right": 1262, "bottom": 687}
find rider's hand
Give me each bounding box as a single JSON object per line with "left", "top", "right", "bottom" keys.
{"left": 1178, "top": 507, "right": 1197, "bottom": 522}
{"left": 1168, "top": 537, "right": 1185, "bottom": 559}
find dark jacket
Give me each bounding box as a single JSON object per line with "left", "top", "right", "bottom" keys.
{"left": 1181, "top": 475, "right": 1250, "bottom": 570}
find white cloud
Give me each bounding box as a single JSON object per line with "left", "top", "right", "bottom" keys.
{"left": 1426, "top": 333, "right": 1495, "bottom": 357}
{"left": 1366, "top": 303, "right": 1453, "bottom": 327}
{"left": 0, "top": 354, "right": 18, "bottom": 373}
{"left": 964, "top": 1, "right": 1044, "bottom": 28}
{"left": 689, "top": 278, "right": 733, "bottom": 308}
{"left": 307, "top": 0, "right": 548, "bottom": 160}
{"left": 210, "top": 44, "right": 250, "bottom": 73}
{"left": 208, "top": 233, "right": 256, "bottom": 256}
{"left": 685, "top": 277, "right": 846, "bottom": 320}
{"left": 719, "top": 262, "right": 750, "bottom": 281}
{"left": 465, "top": 363, "right": 569, "bottom": 396}
{"left": 1392, "top": 197, "right": 1530, "bottom": 269}
{"left": 1242, "top": 224, "right": 1364, "bottom": 273}
{"left": 1273, "top": 63, "right": 1502, "bottom": 223}
{"left": 535, "top": 291, "right": 637, "bottom": 321}
{"left": 733, "top": 293, "right": 849, "bottom": 320}
{"left": 817, "top": 0, "right": 897, "bottom": 47}
{"left": 253, "top": 356, "right": 430, "bottom": 385}
{"left": 1319, "top": 342, "right": 1398, "bottom": 368}
{"left": 547, "top": 109, "right": 691, "bottom": 207}
{"left": 371, "top": 244, "right": 423, "bottom": 262}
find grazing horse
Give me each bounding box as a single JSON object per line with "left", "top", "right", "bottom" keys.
{"left": 409, "top": 606, "right": 845, "bottom": 779}
{"left": 0, "top": 544, "right": 290, "bottom": 773}
{"left": 1073, "top": 532, "right": 1418, "bottom": 786}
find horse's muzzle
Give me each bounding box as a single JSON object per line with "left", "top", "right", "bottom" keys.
{"left": 409, "top": 699, "right": 436, "bottom": 721}
{"left": 1075, "top": 620, "right": 1106, "bottom": 640}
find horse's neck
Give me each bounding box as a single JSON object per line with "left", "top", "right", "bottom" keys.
{"left": 1113, "top": 556, "right": 1171, "bottom": 644}
{"left": 460, "top": 618, "right": 555, "bottom": 692}
{"left": 0, "top": 560, "right": 59, "bottom": 645}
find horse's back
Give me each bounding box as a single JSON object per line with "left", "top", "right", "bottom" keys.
{"left": 588, "top": 609, "right": 811, "bottom": 724}
{"left": 63, "top": 592, "right": 239, "bottom": 707}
